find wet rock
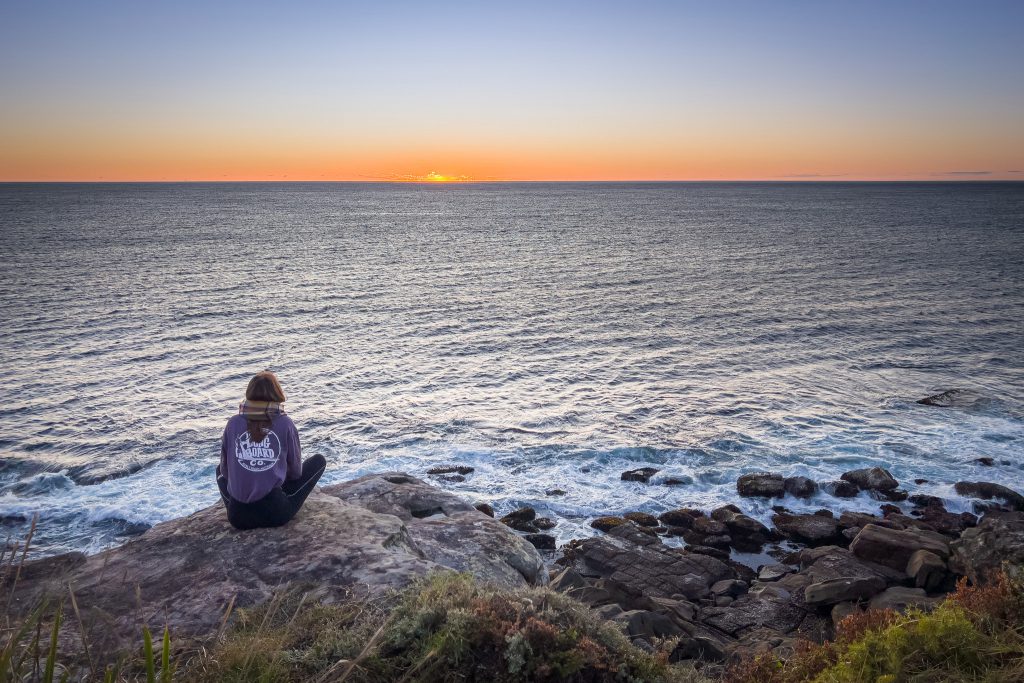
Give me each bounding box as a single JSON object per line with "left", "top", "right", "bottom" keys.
{"left": 906, "top": 549, "right": 947, "bottom": 592}
{"left": 662, "top": 477, "right": 690, "bottom": 486}
{"left": 685, "top": 531, "right": 731, "bottom": 549}
{"left": 917, "top": 507, "right": 976, "bottom": 537}
{"left": 804, "top": 577, "right": 887, "bottom": 607}
{"left": 534, "top": 517, "right": 557, "bottom": 530}
{"left": 501, "top": 508, "right": 539, "bottom": 532}
{"left": 737, "top": 472, "right": 785, "bottom": 498}
{"left": 914, "top": 478, "right": 929, "bottom": 485}
{"left": 523, "top": 533, "right": 556, "bottom": 551}
{"left": 822, "top": 480, "right": 859, "bottom": 498}
{"left": 908, "top": 494, "right": 944, "bottom": 509}
{"left": 426, "top": 465, "right": 474, "bottom": 476}
{"left": 868, "top": 586, "right": 941, "bottom": 613}
{"left": 693, "top": 517, "right": 728, "bottom": 536}
{"left": 849, "top": 524, "right": 950, "bottom": 571}
{"left": 916, "top": 388, "right": 976, "bottom": 408}
{"left": 712, "top": 507, "right": 770, "bottom": 551}
{"left": 545, "top": 488, "right": 567, "bottom": 496}
{"left": 772, "top": 512, "right": 840, "bottom": 545}
{"left": 437, "top": 474, "right": 465, "bottom": 483}
{"left": 950, "top": 510, "right": 1024, "bottom": 583}
{"left": 954, "top": 481, "right": 1024, "bottom": 511}
{"left": 813, "top": 509, "right": 834, "bottom": 518}
{"left": 659, "top": 509, "right": 702, "bottom": 527}
{"left": 623, "top": 512, "right": 659, "bottom": 527}
{"left": 784, "top": 476, "right": 818, "bottom": 498}
{"left": 975, "top": 457, "right": 994, "bottom": 467}
{"left": 474, "top": 503, "right": 495, "bottom": 517}
{"left": 879, "top": 504, "right": 901, "bottom": 516}
{"left": 8, "top": 473, "right": 546, "bottom": 654}
{"left": 590, "top": 516, "right": 627, "bottom": 533}
{"left": 841, "top": 467, "right": 898, "bottom": 492}
{"left": 621, "top": 467, "right": 659, "bottom": 483}
{"left": 664, "top": 526, "right": 690, "bottom": 537}
{"left": 871, "top": 488, "right": 909, "bottom": 502}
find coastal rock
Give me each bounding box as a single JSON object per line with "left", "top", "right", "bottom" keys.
{"left": 524, "top": 533, "right": 557, "bottom": 551}
{"left": 474, "top": 502, "right": 495, "bottom": 517}
{"left": 621, "top": 468, "right": 659, "bottom": 483}
{"left": 737, "top": 472, "right": 785, "bottom": 498}
{"left": 591, "top": 516, "right": 627, "bottom": 533}
{"left": 426, "top": 465, "right": 474, "bottom": 476}
{"left": 659, "top": 509, "right": 702, "bottom": 527}
{"left": 821, "top": 480, "right": 859, "bottom": 498}
{"left": 562, "top": 524, "right": 733, "bottom": 603}
{"left": 712, "top": 506, "right": 770, "bottom": 550}
{"left": 849, "top": 524, "right": 950, "bottom": 572}
{"left": 772, "top": 513, "right": 840, "bottom": 545}
{"left": 804, "top": 577, "right": 887, "bottom": 607}
{"left": 906, "top": 549, "right": 948, "bottom": 592}
{"left": 623, "top": 512, "right": 659, "bottom": 527}
{"left": 841, "top": 467, "right": 898, "bottom": 492}
{"left": 916, "top": 388, "right": 980, "bottom": 409}
{"left": 783, "top": 476, "right": 818, "bottom": 498}
{"left": 954, "top": 481, "right": 1024, "bottom": 512}
{"left": 868, "top": 587, "right": 941, "bottom": 613}
{"left": 9, "top": 473, "right": 546, "bottom": 655}
{"left": 950, "top": 510, "right": 1024, "bottom": 583}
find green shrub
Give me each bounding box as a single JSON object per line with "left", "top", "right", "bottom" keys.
{"left": 190, "top": 573, "right": 703, "bottom": 682}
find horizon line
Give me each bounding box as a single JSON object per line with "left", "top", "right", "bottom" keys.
{"left": 3, "top": 178, "right": 1024, "bottom": 184}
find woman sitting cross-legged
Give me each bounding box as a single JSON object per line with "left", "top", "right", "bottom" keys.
{"left": 217, "top": 371, "right": 326, "bottom": 530}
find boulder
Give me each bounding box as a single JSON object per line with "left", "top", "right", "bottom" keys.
{"left": 784, "top": 476, "right": 818, "bottom": 498}
{"left": 562, "top": 524, "right": 733, "bottom": 603}
{"left": 623, "top": 512, "right": 659, "bottom": 527}
{"left": 523, "top": 533, "right": 556, "bottom": 550}
{"left": 670, "top": 636, "right": 727, "bottom": 663}
{"left": 500, "top": 507, "right": 538, "bottom": 532}
{"left": 738, "top": 472, "right": 785, "bottom": 498}
{"left": 950, "top": 510, "right": 1024, "bottom": 583}
{"left": 426, "top": 465, "right": 474, "bottom": 476}
{"left": 658, "top": 509, "right": 701, "bottom": 527}
{"left": 757, "top": 564, "right": 794, "bottom": 582}
{"left": 591, "top": 516, "right": 627, "bottom": 533}
{"left": 906, "top": 549, "right": 947, "bottom": 592}
{"left": 534, "top": 517, "right": 557, "bottom": 530}
{"left": 9, "top": 473, "right": 546, "bottom": 655}
{"left": 822, "top": 480, "right": 859, "bottom": 498}
{"left": 841, "top": 467, "right": 898, "bottom": 492}
{"left": 692, "top": 517, "right": 728, "bottom": 536}
{"left": 954, "top": 482, "right": 1024, "bottom": 512}
{"left": 712, "top": 506, "right": 771, "bottom": 541}
{"left": 772, "top": 513, "right": 840, "bottom": 545}
{"left": 849, "top": 524, "right": 950, "bottom": 572}
{"left": 621, "top": 467, "right": 659, "bottom": 483}
{"left": 804, "top": 577, "right": 887, "bottom": 607}
{"left": 545, "top": 488, "right": 567, "bottom": 496}
{"left": 474, "top": 502, "right": 495, "bottom": 517}
{"left": 868, "top": 587, "right": 941, "bottom": 613}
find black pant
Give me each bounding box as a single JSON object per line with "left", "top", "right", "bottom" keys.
{"left": 217, "top": 454, "right": 327, "bottom": 530}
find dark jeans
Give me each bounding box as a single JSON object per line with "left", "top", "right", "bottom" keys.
{"left": 217, "top": 454, "right": 327, "bottom": 530}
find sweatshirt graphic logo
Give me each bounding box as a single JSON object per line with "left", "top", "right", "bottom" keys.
{"left": 234, "top": 430, "right": 282, "bottom": 472}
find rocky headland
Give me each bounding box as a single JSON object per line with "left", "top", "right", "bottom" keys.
{"left": 9, "top": 459, "right": 1024, "bottom": 675}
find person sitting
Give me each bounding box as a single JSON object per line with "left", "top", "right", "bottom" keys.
{"left": 216, "top": 371, "right": 326, "bottom": 529}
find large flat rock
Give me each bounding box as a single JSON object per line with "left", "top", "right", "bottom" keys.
{"left": 7, "top": 473, "right": 545, "bottom": 654}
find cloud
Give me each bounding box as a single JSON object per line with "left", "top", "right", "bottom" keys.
{"left": 939, "top": 170, "right": 992, "bottom": 175}
{"left": 779, "top": 173, "right": 848, "bottom": 178}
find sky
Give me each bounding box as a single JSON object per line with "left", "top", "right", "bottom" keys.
{"left": 1, "top": 0, "right": 1022, "bottom": 181}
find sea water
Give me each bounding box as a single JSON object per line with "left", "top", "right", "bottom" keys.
{"left": 1, "top": 182, "right": 1022, "bottom": 556}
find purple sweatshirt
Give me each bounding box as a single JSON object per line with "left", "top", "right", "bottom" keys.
{"left": 220, "top": 414, "right": 302, "bottom": 503}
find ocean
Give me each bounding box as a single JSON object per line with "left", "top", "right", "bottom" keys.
{"left": 1, "top": 181, "right": 1022, "bottom": 557}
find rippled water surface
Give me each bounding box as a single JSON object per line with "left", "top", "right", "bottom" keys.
{"left": 1, "top": 182, "right": 1023, "bottom": 555}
